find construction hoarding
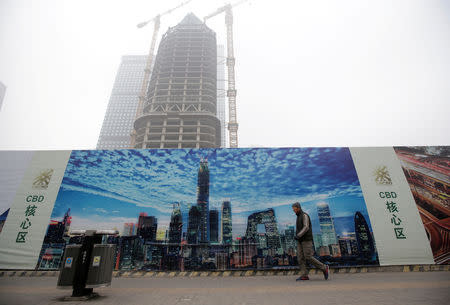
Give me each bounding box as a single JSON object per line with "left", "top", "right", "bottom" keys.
{"left": 0, "top": 147, "right": 447, "bottom": 270}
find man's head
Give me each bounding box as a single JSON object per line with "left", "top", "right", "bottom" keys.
{"left": 292, "top": 202, "right": 302, "bottom": 215}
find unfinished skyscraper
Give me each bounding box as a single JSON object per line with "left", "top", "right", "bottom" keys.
{"left": 132, "top": 13, "right": 221, "bottom": 149}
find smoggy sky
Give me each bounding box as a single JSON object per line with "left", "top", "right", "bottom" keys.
{"left": 0, "top": 0, "right": 449, "bottom": 150}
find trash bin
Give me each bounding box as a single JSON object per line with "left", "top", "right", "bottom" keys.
{"left": 57, "top": 245, "right": 81, "bottom": 288}
{"left": 56, "top": 229, "right": 118, "bottom": 299}
{"left": 86, "top": 244, "right": 116, "bottom": 288}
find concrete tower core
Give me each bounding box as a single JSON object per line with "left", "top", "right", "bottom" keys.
{"left": 133, "top": 13, "right": 221, "bottom": 149}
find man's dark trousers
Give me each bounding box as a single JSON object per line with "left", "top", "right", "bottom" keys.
{"left": 297, "top": 240, "right": 326, "bottom": 276}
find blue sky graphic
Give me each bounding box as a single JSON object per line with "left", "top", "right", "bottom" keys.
{"left": 51, "top": 147, "right": 371, "bottom": 236}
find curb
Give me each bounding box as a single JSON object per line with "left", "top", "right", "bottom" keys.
{"left": 0, "top": 265, "right": 448, "bottom": 278}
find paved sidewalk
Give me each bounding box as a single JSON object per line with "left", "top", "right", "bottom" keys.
{"left": 0, "top": 271, "right": 449, "bottom": 305}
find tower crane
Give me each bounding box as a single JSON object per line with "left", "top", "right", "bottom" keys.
{"left": 130, "top": 0, "right": 192, "bottom": 148}
{"left": 204, "top": 0, "right": 248, "bottom": 148}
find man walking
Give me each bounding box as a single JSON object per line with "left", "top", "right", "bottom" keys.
{"left": 292, "top": 202, "right": 329, "bottom": 281}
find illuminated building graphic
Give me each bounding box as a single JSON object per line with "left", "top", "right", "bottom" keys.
{"left": 354, "top": 212, "right": 376, "bottom": 262}
{"left": 246, "top": 208, "right": 281, "bottom": 251}
{"left": 118, "top": 236, "right": 145, "bottom": 270}
{"left": 187, "top": 205, "right": 201, "bottom": 245}
{"left": 221, "top": 200, "right": 232, "bottom": 245}
{"left": 197, "top": 159, "right": 210, "bottom": 243}
{"left": 209, "top": 209, "right": 219, "bottom": 243}
{"left": 43, "top": 209, "right": 71, "bottom": 244}
{"left": 317, "top": 202, "right": 338, "bottom": 246}
{"left": 169, "top": 203, "right": 183, "bottom": 246}
{"left": 137, "top": 213, "right": 158, "bottom": 242}
{"left": 338, "top": 233, "right": 359, "bottom": 256}
{"left": 38, "top": 209, "right": 71, "bottom": 269}
{"left": 123, "top": 222, "right": 137, "bottom": 236}
{"left": 237, "top": 237, "right": 257, "bottom": 268}
{"left": 284, "top": 226, "right": 296, "bottom": 255}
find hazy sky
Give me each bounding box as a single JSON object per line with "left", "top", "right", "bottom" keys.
{"left": 0, "top": 0, "right": 449, "bottom": 150}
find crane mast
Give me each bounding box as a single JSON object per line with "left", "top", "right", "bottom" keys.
{"left": 224, "top": 6, "right": 238, "bottom": 148}
{"left": 204, "top": 0, "right": 247, "bottom": 148}
{"left": 136, "top": 17, "right": 160, "bottom": 120}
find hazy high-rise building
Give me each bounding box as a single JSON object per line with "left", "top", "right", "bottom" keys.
{"left": 209, "top": 209, "right": 219, "bottom": 243}
{"left": 197, "top": 159, "right": 210, "bottom": 243}
{"left": 133, "top": 13, "right": 221, "bottom": 149}
{"left": 97, "top": 55, "right": 147, "bottom": 149}
{"left": 0, "top": 81, "right": 6, "bottom": 111}
{"left": 221, "top": 200, "right": 232, "bottom": 245}
{"left": 217, "top": 45, "right": 227, "bottom": 147}
{"left": 317, "top": 202, "right": 338, "bottom": 246}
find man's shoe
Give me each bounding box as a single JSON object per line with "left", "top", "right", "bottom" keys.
{"left": 296, "top": 276, "right": 309, "bottom": 281}
{"left": 323, "top": 265, "right": 329, "bottom": 280}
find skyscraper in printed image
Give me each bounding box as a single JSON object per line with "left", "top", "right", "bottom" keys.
{"left": 221, "top": 200, "right": 232, "bottom": 245}
{"left": 209, "top": 209, "right": 219, "bottom": 243}
{"left": 169, "top": 203, "right": 182, "bottom": 245}
{"left": 355, "top": 212, "right": 376, "bottom": 262}
{"left": 137, "top": 213, "right": 158, "bottom": 242}
{"left": 245, "top": 209, "right": 281, "bottom": 251}
{"left": 123, "top": 222, "right": 137, "bottom": 236}
{"left": 187, "top": 205, "right": 201, "bottom": 245}
{"left": 317, "top": 202, "right": 338, "bottom": 246}
{"left": 197, "top": 159, "right": 210, "bottom": 243}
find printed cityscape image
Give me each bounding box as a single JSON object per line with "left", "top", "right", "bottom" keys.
{"left": 394, "top": 146, "right": 450, "bottom": 264}
{"left": 37, "top": 147, "right": 379, "bottom": 271}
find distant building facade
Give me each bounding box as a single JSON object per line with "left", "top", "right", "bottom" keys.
{"left": 97, "top": 55, "right": 147, "bottom": 149}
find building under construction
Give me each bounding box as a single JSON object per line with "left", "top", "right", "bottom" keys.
{"left": 133, "top": 13, "right": 221, "bottom": 149}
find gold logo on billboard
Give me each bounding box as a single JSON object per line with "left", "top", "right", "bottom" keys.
{"left": 373, "top": 166, "right": 392, "bottom": 185}
{"left": 32, "top": 169, "right": 54, "bottom": 189}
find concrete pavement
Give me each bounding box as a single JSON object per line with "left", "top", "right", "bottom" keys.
{"left": 0, "top": 271, "right": 449, "bottom": 305}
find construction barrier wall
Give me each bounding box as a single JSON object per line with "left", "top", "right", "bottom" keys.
{"left": 0, "top": 146, "right": 448, "bottom": 270}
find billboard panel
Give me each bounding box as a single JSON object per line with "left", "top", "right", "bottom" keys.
{"left": 350, "top": 147, "right": 434, "bottom": 265}
{"left": 0, "top": 147, "right": 444, "bottom": 270}
{"left": 0, "top": 151, "right": 71, "bottom": 269}
{"left": 393, "top": 146, "right": 450, "bottom": 265}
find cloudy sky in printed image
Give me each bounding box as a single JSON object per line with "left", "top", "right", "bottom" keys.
{"left": 51, "top": 147, "right": 365, "bottom": 232}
